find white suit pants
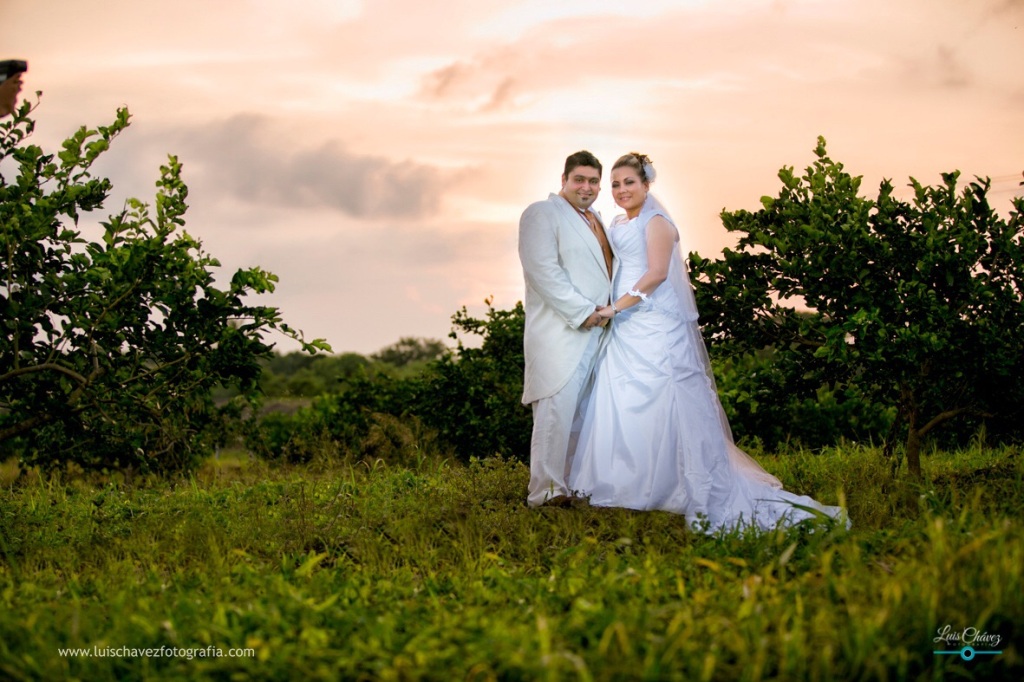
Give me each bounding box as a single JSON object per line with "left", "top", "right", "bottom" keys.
{"left": 527, "top": 329, "right": 603, "bottom": 506}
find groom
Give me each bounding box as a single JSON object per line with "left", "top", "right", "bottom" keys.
{"left": 518, "top": 150, "right": 615, "bottom": 507}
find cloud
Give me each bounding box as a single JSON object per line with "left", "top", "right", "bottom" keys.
{"left": 144, "top": 115, "right": 453, "bottom": 220}
{"left": 422, "top": 62, "right": 471, "bottom": 98}
{"left": 414, "top": 7, "right": 848, "bottom": 115}
{"left": 411, "top": 0, "right": 1021, "bottom": 118}
{"left": 482, "top": 77, "right": 518, "bottom": 112}
{"left": 418, "top": 46, "right": 530, "bottom": 112}
{"left": 934, "top": 45, "right": 973, "bottom": 89}
{"left": 987, "top": 0, "right": 1024, "bottom": 17}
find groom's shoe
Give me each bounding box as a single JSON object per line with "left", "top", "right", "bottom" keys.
{"left": 540, "top": 494, "right": 589, "bottom": 509}
{"left": 540, "top": 494, "right": 574, "bottom": 508}
{"left": 568, "top": 495, "right": 590, "bottom": 509}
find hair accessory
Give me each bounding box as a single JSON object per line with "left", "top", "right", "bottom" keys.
{"left": 632, "top": 153, "right": 656, "bottom": 184}
{"left": 642, "top": 161, "right": 656, "bottom": 183}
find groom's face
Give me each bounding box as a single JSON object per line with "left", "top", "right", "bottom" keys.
{"left": 560, "top": 165, "right": 601, "bottom": 211}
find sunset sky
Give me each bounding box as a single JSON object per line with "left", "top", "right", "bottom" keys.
{"left": 5, "top": 0, "right": 1023, "bottom": 354}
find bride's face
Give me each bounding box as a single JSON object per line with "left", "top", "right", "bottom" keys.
{"left": 611, "top": 166, "right": 648, "bottom": 215}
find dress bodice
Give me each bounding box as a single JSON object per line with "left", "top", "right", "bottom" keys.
{"left": 609, "top": 213, "right": 699, "bottom": 323}
{"left": 608, "top": 215, "right": 649, "bottom": 286}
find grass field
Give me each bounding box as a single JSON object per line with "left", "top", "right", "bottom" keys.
{"left": 0, "top": 444, "right": 1021, "bottom": 680}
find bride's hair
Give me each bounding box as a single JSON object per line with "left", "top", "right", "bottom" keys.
{"left": 612, "top": 152, "right": 656, "bottom": 183}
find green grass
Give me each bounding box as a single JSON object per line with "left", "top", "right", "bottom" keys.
{"left": 0, "top": 445, "right": 1021, "bottom": 680}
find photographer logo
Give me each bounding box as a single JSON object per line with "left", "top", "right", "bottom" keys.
{"left": 933, "top": 624, "right": 1003, "bottom": 661}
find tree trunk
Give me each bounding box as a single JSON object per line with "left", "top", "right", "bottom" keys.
{"left": 905, "top": 425, "right": 923, "bottom": 479}
{"left": 902, "top": 403, "right": 970, "bottom": 479}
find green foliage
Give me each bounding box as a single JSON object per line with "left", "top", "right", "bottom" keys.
{"left": 370, "top": 336, "right": 446, "bottom": 368}
{"left": 712, "top": 349, "right": 897, "bottom": 450}
{"left": 691, "top": 137, "right": 1024, "bottom": 475}
{"left": 250, "top": 300, "right": 531, "bottom": 465}
{"left": 1, "top": 447, "right": 1021, "bottom": 679}
{"left": 254, "top": 351, "right": 371, "bottom": 398}
{"left": 253, "top": 371, "right": 434, "bottom": 466}
{"left": 0, "top": 102, "right": 327, "bottom": 474}
{"left": 420, "top": 300, "right": 531, "bottom": 460}
{"left": 243, "top": 339, "right": 445, "bottom": 403}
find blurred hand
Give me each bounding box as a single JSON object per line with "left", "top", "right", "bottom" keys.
{"left": 581, "top": 310, "right": 606, "bottom": 329}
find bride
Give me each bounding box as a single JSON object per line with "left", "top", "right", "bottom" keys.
{"left": 567, "top": 152, "right": 847, "bottom": 532}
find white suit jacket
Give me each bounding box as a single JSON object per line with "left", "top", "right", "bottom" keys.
{"left": 519, "top": 193, "right": 616, "bottom": 405}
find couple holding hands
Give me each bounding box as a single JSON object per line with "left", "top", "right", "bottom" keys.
{"left": 518, "top": 151, "right": 845, "bottom": 532}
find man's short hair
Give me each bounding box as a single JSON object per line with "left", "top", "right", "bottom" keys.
{"left": 563, "top": 150, "right": 602, "bottom": 179}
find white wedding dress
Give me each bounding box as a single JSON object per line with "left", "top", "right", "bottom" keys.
{"left": 567, "top": 195, "right": 847, "bottom": 532}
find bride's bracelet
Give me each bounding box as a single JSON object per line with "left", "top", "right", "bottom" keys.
{"left": 627, "top": 289, "right": 649, "bottom": 302}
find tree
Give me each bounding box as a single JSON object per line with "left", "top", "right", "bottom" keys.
{"left": 253, "top": 300, "right": 531, "bottom": 464}
{"left": 254, "top": 351, "right": 371, "bottom": 398}
{"left": 371, "top": 337, "right": 447, "bottom": 367}
{"left": 419, "top": 299, "right": 530, "bottom": 460}
{"left": 0, "top": 102, "right": 328, "bottom": 474}
{"left": 689, "top": 138, "right": 1024, "bottom": 477}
